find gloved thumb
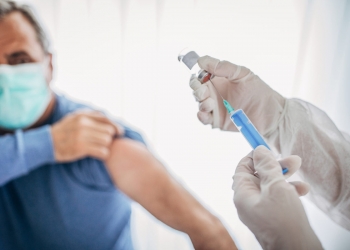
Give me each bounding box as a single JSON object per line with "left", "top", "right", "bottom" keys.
{"left": 198, "top": 55, "right": 251, "bottom": 82}
{"left": 278, "top": 155, "right": 302, "bottom": 179}
{"left": 289, "top": 181, "right": 310, "bottom": 196}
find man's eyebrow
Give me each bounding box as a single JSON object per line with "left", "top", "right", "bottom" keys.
{"left": 6, "top": 51, "right": 30, "bottom": 58}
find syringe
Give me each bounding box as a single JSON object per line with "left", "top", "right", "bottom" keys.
{"left": 221, "top": 97, "right": 288, "bottom": 174}
{"left": 178, "top": 49, "right": 288, "bottom": 175}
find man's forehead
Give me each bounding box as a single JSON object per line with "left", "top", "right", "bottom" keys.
{"left": 0, "top": 11, "right": 44, "bottom": 58}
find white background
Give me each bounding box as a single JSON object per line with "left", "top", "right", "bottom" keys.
{"left": 21, "top": 0, "right": 350, "bottom": 249}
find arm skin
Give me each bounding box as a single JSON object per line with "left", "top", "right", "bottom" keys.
{"left": 105, "top": 138, "right": 237, "bottom": 250}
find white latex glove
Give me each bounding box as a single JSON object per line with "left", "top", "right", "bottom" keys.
{"left": 189, "top": 56, "right": 285, "bottom": 135}
{"left": 233, "top": 146, "right": 323, "bottom": 250}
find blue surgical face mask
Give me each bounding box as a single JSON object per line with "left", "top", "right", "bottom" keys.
{"left": 0, "top": 63, "right": 51, "bottom": 130}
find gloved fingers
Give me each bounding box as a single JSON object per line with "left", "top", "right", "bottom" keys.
{"left": 235, "top": 151, "right": 254, "bottom": 174}
{"left": 198, "top": 98, "right": 215, "bottom": 113}
{"left": 278, "top": 155, "right": 302, "bottom": 179}
{"left": 233, "top": 172, "right": 260, "bottom": 211}
{"left": 233, "top": 152, "right": 261, "bottom": 209}
{"left": 197, "top": 111, "right": 213, "bottom": 125}
{"left": 189, "top": 77, "right": 202, "bottom": 91}
{"left": 233, "top": 151, "right": 260, "bottom": 188}
{"left": 233, "top": 172, "right": 259, "bottom": 192}
{"left": 197, "top": 56, "right": 220, "bottom": 75}
{"left": 289, "top": 181, "right": 310, "bottom": 196}
{"left": 193, "top": 84, "right": 210, "bottom": 102}
{"left": 198, "top": 55, "right": 251, "bottom": 82}
{"left": 253, "top": 146, "right": 285, "bottom": 187}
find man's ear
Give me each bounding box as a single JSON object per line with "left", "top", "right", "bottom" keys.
{"left": 45, "top": 53, "right": 53, "bottom": 84}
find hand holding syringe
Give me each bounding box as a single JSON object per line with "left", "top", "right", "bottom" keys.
{"left": 178, "top": 49, "right": 288, "bottom": 175}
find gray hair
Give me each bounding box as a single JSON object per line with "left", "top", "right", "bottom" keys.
{"left": 0, "top": 0, "right": 51, "bottom": 54}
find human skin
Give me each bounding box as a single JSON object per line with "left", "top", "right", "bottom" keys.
{"left": 105, "top": 138, "right": 237, "bottom": 249}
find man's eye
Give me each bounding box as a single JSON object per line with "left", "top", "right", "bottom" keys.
{"left": 9, "top": 57, "right": 32, "bottom": 65}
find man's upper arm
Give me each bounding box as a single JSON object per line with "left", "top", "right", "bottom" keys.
{"left": 104, "top": 137, "right": 157, "bottom": 200}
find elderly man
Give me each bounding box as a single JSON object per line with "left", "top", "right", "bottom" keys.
{"left": 0, "top": 1, "right": 236, "bottom": 249}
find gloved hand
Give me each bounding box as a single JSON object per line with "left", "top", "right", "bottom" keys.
{"left": 232, "top": 146, "right": 323, "bottom": 250}
{"left": 189, "top": 56, "right": 285, "bottom": 135}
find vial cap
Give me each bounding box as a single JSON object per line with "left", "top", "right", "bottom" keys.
{"left": 178, "top": 50, "right": 199, "bottom": 70}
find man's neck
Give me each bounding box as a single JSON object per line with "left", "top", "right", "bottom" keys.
{"left": 0, "top": 92, "right": 56, "bottom": 135}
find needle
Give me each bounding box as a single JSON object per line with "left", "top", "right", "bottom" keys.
{"left": 209, "top": 78, "right": 235, "bottom": 113}
{"left": 208, "top": 78, "right": 225, "bottom": 101}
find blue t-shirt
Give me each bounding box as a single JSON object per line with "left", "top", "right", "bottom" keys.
{"left": 0, "top": 94, "right": 145, "bottom": 250}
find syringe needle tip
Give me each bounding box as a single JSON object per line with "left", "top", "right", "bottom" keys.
{"left": 223, "top": 99, "right": 234, "bottom": 113}
{"left": 209, "top": 79, "right": 234, "bottom": 113}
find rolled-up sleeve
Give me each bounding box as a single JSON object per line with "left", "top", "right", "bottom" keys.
{"left": 68, "top": 125, "right": 145, "bottom": 189}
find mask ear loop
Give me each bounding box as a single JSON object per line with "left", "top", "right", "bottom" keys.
{"left": 41, "top": 54, "right": 51, "bottom": 69}
{"left": 41, "top": 54, "right": 53, "bottom": 85}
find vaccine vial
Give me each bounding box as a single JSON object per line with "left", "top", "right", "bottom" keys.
{"left": 178, "top": 49, "right": 211, "bottom": 84}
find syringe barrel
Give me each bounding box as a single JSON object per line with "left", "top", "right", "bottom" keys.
{"left": 230, "top": 109, "right": 270, "bottom": 150}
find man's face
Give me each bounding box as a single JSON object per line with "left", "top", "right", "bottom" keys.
{"left": 0, "top": 11, "right": 52, "bottom": 83}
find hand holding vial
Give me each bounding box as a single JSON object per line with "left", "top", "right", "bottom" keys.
{"left": 180, "top": 53, "right": 286, "bottom": 137}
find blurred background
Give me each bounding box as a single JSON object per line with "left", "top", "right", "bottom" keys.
{"left": 19, "top": 0, "right": 350, "bottom": 249}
